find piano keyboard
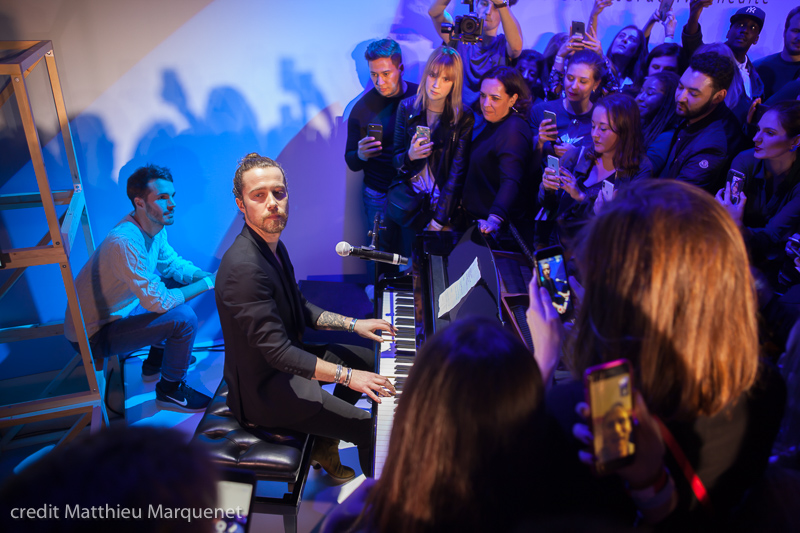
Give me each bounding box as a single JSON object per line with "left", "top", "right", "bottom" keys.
{"left": 373, "top": 289, "right": 416, "bottom": 479}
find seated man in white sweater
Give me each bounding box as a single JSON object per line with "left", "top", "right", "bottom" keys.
{"left": 64, "top": 165, "right": 214, "bottom": 411}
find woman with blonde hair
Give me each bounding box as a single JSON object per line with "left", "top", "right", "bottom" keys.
{"left": 529, "top": 180, "right": 786, "bottom": 528}
{"left": 386, "top": 46, "right": 474, "bottom": 242}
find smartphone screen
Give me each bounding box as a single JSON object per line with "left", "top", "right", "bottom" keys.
{"left": 727, "top": 169, "right": 745, "bottom": 205}
{"left": 367, "top": 123, "right": 383, "bottom": 144}
{"left": 535, "top": 247, "right": 571, "bottom": 319}
{"left": 585, "top": 359, "right": 636, "bottom": 474}
{"left": 213, "top": 470, "right": 256, "bottom": 533}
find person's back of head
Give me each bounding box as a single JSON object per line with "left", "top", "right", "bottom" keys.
{"left": 696, "top": 43, "right": 743, "bottom": 110}
{"left": 0, "top": 425, "right": 219, "bottom": 533}
{"left": 570, "top": 180, "right": 759, "bottom": 421}
{"left": 361, "top": 316, "right": 546, "bottom": 533}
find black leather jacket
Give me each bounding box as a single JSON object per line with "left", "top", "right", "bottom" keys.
{"left": 392, "top": 96, "right": 474, "bottom": 226}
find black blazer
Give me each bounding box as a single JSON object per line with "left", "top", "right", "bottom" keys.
{"left": 216, "top": 224, "right": 325, "bottom": 428}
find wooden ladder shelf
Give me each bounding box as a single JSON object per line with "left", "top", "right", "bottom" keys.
{"left": 0, "top": 40, "right": 107, "bottom": 452}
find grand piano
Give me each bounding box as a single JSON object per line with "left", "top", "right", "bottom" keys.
{"left": 372, "top": 225, "right": 535, "bottom": 479}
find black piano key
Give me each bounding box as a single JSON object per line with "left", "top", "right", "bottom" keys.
{"left": 396, "top": 307, "right": 414, "bottom": 318}
{"left": 394, "top": 317, "right": 415, "bottom": 326}
{"left": 395, "top": 356, "right": 415, "bottom": 364}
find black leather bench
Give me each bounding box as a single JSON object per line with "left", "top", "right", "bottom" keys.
{"left": 192, "top": 379, "right": 314, "bottom": 533}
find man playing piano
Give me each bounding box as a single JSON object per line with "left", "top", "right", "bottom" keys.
{"left": 215, "top": 153, "right": 396, "bottom": 482}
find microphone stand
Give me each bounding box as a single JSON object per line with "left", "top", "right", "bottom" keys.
{"left": 368, "top": 213, "right": 385, "bottom": 316}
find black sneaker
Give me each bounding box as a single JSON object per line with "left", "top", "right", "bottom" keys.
{"left": 142, "top": 355, "right": 197, "bottom": 382}
{"left": 155, "top": 380, "right": 211, "bottom": 412}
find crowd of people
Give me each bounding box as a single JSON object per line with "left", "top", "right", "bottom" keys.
{"left": 334, "top": 0, "right": 800, "bottom": 530}
{"left": 4, "top": 1, "right": 799, "bottom": 531}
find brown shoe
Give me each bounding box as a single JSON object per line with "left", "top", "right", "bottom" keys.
{"left": 311, "top": 437, "right": 355, "bottom": 483}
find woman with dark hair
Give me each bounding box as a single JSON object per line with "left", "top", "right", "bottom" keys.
{"left": 717, "top": 101, "right": 800, "bottom": 269}
{"left": 461, "top": 66, "right": 534, "bottom": 235}
{"left": 642, "top": 43, "right": 685, "bottom": 78}
{"left": 516, "top": 49, "right": 546, "bottom": 104}
{"left": 635, "top": 71, "right": 680, "bottom": 175}
{"left": 389, "top": 46, "right": 474, "bottom": 240}
{"left": 538, "top": 93, "right": 651, "bottom": 247}
{"left": 322, "top": 317, "right": 547, "bottom": 533}
{"left": 604, "top": 25, "right": 648, "bottom": 90}
{"left": 533, "top": 50, "right": 605, "bottom": 160}
{"left": 529, "top": 180, "right": 785, "bottom": 527}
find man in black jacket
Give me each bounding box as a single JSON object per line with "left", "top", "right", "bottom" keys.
{"left": 344, "top": 39, "right": 418, "bottom": 283}
{"left": 663, "top": 51, "right": 743, "bottom": 193}
{"left": 216, "top": 154, "right": 396, "bottom": 481}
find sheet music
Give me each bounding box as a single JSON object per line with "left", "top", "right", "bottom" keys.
{"left": 438, "top": 257, "right": 481, "bottom": 318}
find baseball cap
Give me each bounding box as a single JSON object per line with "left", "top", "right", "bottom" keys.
{"left": 730, "top": 6, "right": 766, "bottom": 31}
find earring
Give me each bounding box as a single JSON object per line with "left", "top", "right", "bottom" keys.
{"left": 792, "top": 145, "right": 799, "bottom": 152}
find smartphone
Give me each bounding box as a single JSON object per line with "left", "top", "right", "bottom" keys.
{"left": 213, "top": 468, "right": 256, "bottom": 533}
{"left": 367, "top": 123, "right": 383, "bottom": 144}
{"left": 727, "top": 169, "right": 745, "bottom": 205}
{"left": 416, "top": 125, "right": 431, "bottom": 143}
{"left": 543, "top": 110, "right": 558, "bottom": 131}
{"left": 751, "top": 103, "right": 769, "bottom": 125}
{"left": 534, "top": 245, "right": 572, "bottom": 320}
{"left": 584, "top": 359, "right": 636, "bottom": 475}
{"left": 601, "top": 180, "right": 615, "bottom": 202}
{"left": 571, "top": 21, "right": 585, "bottom": 40}
{"left": 657, "top": 0, "right": 675, "bottom": 19}
{"left": 546, "top": 154, "right": 560, "bottom": 178}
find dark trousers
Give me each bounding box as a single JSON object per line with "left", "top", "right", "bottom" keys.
{"left": 281, "top": 343, "right": 375, "bottom": 476}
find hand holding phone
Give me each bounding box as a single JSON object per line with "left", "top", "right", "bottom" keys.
{"left": 726, "top": 169, "right": 745, "bottom": 205}
{"left": 359, "top": 124, "right": 383, "bottom": 161}
{"left": 526, "top": 265, "right": 564, "bottom": 384}
{"left": 409, "top": 129, "right": 434, "bottom": 161}
{"left": 601, "top": 179, "right": 615, "bottom": 202}
{"left": 571, "top": 21, "right": 585, "bottom": 40}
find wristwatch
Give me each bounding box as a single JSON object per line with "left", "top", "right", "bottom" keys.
{"left": 493, "top": 0, "right": 509, "bottom": 8}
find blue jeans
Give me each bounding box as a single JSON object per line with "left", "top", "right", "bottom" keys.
{"left": 88, "top": 304, "right": 198, "bottom": 382}
{"left": 362, "top": 185, "right": 388, "bottom": 282}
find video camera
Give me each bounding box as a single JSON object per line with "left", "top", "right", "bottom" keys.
{"left": 441, "top": 0, "right": 484, "bottom": 45}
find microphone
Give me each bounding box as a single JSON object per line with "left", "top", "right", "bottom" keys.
{"left": 336, "top": 242, "right": 408, "bottom": 266}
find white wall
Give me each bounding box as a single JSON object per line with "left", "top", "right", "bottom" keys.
{"left": 0, "top": 0, "right": 793, "bottom": 374}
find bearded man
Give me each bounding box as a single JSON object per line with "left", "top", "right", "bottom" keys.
{"left": 215, "top": 154, "right": 396, "bottom": 482}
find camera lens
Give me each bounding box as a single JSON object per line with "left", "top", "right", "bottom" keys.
{"left": 461, "top": 16, "right": 478, "bottom": 34}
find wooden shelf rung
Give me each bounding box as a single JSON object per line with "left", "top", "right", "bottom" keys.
{"left": 0, "top": 190, "right": 72, "bottom": 210}
{"left": 0, "top": 321, "right": 64, "bottom": 343}
{"left": 5, "top": 244, "right": 66, "bottom": 268}
{"left": 0, "top": 391, "right": 100, "bottom": 423}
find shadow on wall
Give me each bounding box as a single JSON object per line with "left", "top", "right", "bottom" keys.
{"left": 113, "top": 58, "right": 362, "bottom": 342}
